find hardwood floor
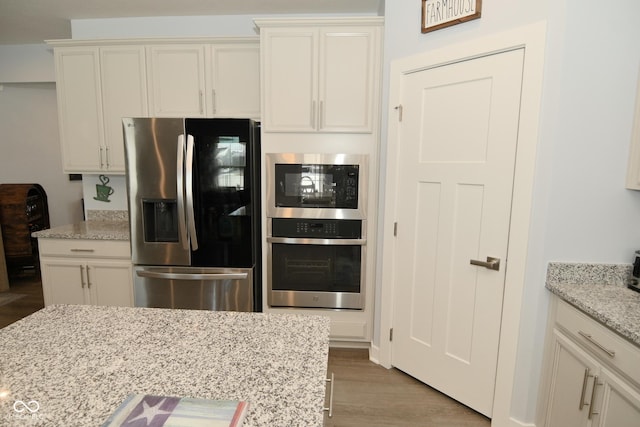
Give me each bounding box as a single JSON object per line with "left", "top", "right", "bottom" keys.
{"left": 324, "top": 348, "right": 490, "bottom": 427}
{"left": 0, "top": 277, "right": 490, "bottom": 426}
{"left": 0, "top": 270, "right": 44, "bottom": 329}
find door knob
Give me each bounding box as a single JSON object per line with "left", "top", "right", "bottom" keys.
{"left": 470, "top": 256, "right": 500, "bottom": 271}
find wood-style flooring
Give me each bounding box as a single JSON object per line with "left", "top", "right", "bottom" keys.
{"left": 1, "top": 274, "right": 490, "bottom": 426}
{"left": 0, "top": 270, "right": 44, "bottom": 329}
{"left": 324, "top": 348, "right": 490, "bottom": 426}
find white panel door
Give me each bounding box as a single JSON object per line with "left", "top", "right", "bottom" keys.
{"left": 391, "top": 48, "right": 524, "bottom": 417}
{"left": 88, "top": 261, "right": 133, "bottom": 307}
{"left": 593, "top": 368, "right": 640, "bottom": 427}
{"left": 54, "top": 47, "right": 104, "bottom": 172}
{"left": 319, "top": 27, "right": 376, "bottom": 132}
{"left": 542, "top": 331, "right": 598, "bottom": 427}
{"left": 261, "top": 28, "right": 317, "bottom": 131}
{"left": 210, "top": 43, "right": 260, "bottom": 119}
{"left": 41, "top": 260, "right": 88, "bottom": 306}
{"left": 147, "top": 45, "right": 207, "bottom": 117}
{"left": 100, "top": 46, "right": 148, "bottom": 172}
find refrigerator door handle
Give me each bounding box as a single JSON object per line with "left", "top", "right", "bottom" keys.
{"left": 176, "top": 134, "right": 189, "bottom": 250}
{"left": 136, "top": 270, "right": 249, "bottom": 281}
{"left": 185, "top": 134, "right": 199, "bottom": 251}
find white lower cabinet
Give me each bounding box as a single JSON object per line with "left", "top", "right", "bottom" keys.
{"left": 39, "top": 239, "right": 133, "bottom": 307}
{"left": 539, "top": 296, "right": 640, "bottom": 427}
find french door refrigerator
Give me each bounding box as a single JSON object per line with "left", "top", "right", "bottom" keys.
{"left": 123, "top": 118, "right": 261, "bottom": 311}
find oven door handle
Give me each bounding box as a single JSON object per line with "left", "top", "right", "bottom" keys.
{"left": 267, "top": 237, "right": 366, "bottom": 245}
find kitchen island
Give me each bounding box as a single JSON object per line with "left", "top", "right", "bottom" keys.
{"left": 0, "top": 305, "right": 330, "bottom": 426}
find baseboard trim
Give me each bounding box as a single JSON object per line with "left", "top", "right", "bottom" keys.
{"left": 508, "top": 417, "right": 535, "bottom": 427}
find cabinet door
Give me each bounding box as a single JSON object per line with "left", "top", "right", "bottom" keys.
{"left": 543, "top": 330, "right": 598, "bottom": 427}
{"left": 210, "top": 43, "right": 260, "bottom": 119}
{"left": 87, "top": 260, "right": 133, "bottom": 307}
{"left": 40, "top": 259, "right": 89, "bottom": 305}
{"left": 147, "top": 45, "right": 207, "bottom": 117}
{"left": 262, "top": 28, "right": 318, "bottom": 132}
{"left": 100, "top": 46, "right": 148, "bottom": 172}
{"left": 592, "top": 368, "right": 640, "bottom": 427}
{"left": 319, "top": 27, "right": 378, "bottom": 132}
{"left": 54, "top": 47, "right": 104, "bottom": 172}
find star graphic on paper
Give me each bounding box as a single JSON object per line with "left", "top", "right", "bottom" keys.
{"left": 127, "top": 398, "right": 172, "bottom": 426}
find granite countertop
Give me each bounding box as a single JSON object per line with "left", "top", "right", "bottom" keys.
{"left": 0, "top": 305, "right": 330, "bottom": 426}
{"left": 32, "top": 220, "right": 130, "bottom": 240}
{"left": 32, "top": 210, "right": 130, "bottom": 241}
{"left": 546, "top": 262, "right": 640, "bottom": 347}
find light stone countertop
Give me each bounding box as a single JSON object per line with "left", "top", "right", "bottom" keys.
{"left": 545, "top": 262, "right": 640, "bottom": 347}
{"left": 0, "top": 305, "right": 330, "bottom": 426}
{"left": 32, "top": 220, "right": 130, "bottom": 240}
{"left": 32, "top": 210, "right": 129, "bottom": 240}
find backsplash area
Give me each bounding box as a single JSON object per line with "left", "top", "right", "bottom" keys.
{"left": 82, "top": 174, "right": 128, "bottom": 213}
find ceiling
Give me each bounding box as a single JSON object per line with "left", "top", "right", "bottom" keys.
{"left": 0, "top": 0, "right": 384, "bottom": 45}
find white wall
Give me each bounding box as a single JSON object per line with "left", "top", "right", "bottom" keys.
{"left": 0, "top": 83, "right": 83, "bottom": 226}
{"left": 379, "top": 0, "right": 640, "bottom": 424}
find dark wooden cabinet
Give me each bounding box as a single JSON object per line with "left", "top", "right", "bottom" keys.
{"left": 0, "top": 184, "right": 50, "bottom": 272}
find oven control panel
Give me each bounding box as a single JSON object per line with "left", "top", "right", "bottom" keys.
{"left": 271, "top": 218, "right": 362, "bottom": 239}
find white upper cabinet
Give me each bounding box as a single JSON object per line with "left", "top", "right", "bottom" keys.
{"left": 49, "top": 38, "right": 259, "bottom": 174}
{"left": 53, "top": 44, "right": 147, "bottom": 173}
{"left": 257, "top": 18, "right": 383, "bottom": 133}
{"left": 147, "top": 44, "right": 208, "bottom": 117}
{"left": 210, "top": 43, "right": 261, "bottom": 119}
{"left": 625, "top": 68, "right": 640, "bottom": 189}
{"left": 100, "top": 46, "right": 148, "bottom": 171}
{"left": 54, "top": 47, "right": 105, "bottom": 172}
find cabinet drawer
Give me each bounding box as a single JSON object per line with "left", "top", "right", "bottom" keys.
{"left": 38, "top": 238, "right": 131, "bottom": 259}
{"left": 555, "top": 298, "right": 640, "bottom": 385}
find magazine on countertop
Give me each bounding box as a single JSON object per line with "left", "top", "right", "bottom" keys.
{"left": 101, "top": 394, "right": 249, "bottom": 427}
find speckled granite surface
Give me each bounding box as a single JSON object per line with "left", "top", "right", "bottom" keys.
{"left": 32, "top": 220, "right": 129, "bottom": 240}
{"left": 546, "top": 262, "right": 640, "bottom": 347}
{"left": 0, "top": 305, "right": 330, "bottom": 426}
{"left": 32, "top": 210, "right": 130, "bottom": 241}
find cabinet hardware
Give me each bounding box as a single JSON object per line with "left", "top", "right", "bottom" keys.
{"left": 319, "top": 100, "right": 324, "bottom": 129}
{"left": 311, "top": 100, "right": 317, "bottom": 128}
{"left": 99, "top": 147, "right": 105, "bottom": 169}
{"left": 578, "top": 331, "right": 616, "bottom": 358}
{"left": 470, "top": 256, "right": 501, "bottom": 271}
{"left": 212, "top": 90, "right": 216, "bottom": 114}
{"left": 71, "top": 248, "right": 95, "bottom": 253}
{"left": 579, "top": 368, "right": 592, "bottom": 410}
{"left": 79, "top": 265, "right": 86, "bottom": 288}
{"left": 389, "top": 328, "right": 393, "bottom": 341}
{"left": 393, "top": 222, "right": 397, "bottom": 237}
{"left": 199, "top": 90, "right": 203, "bottom": 114}
{"left": 323, "top": 372, "right": 334, "bottom": 418}
{"left": 394, "top": 104, "right": 403, "bottom": 122}
{"left": 86, "top": 266, "right": 92, "bottom": 289}
{"left": 588, "top": 375, "right": 602, "bottom": 419}
{"left": 105, "top": 147, "right": 110, "bottom": 169}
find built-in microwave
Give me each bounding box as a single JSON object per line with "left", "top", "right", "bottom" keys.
{"left": 265, "top": 153, "right": 368, "bottom": 220}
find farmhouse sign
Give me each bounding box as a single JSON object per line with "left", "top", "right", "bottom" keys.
{"left": 421, "top": 0, "right": 482, "bottom": 33}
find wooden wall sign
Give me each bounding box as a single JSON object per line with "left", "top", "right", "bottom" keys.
{"left": 422, "top": 0, "right": 482, "bottom": 33}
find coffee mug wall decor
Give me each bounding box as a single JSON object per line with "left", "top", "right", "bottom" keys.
{"left": 94, "top": 175, "right": 114, "bottom": 202}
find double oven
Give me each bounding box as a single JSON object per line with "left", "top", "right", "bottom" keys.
{"left": 266, "top": 153, "right": 367, "bottom": 310}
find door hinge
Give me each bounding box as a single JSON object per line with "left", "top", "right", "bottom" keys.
{"left": 393, "top": 222, "right": 397, "bottom": 237}
{"left": 394, "top": 105, "right": 403, "bottom": 122}
{"left": 389, "top": 328, "right": 393, "bottom": 341}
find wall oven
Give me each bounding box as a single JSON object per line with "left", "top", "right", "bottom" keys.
{"left": 266, "top": 153, "right": 367, "bottom": 310}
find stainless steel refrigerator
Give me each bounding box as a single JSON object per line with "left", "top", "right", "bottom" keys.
{"left": 123, "top": 118, "right": 261, "bottom": 312}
